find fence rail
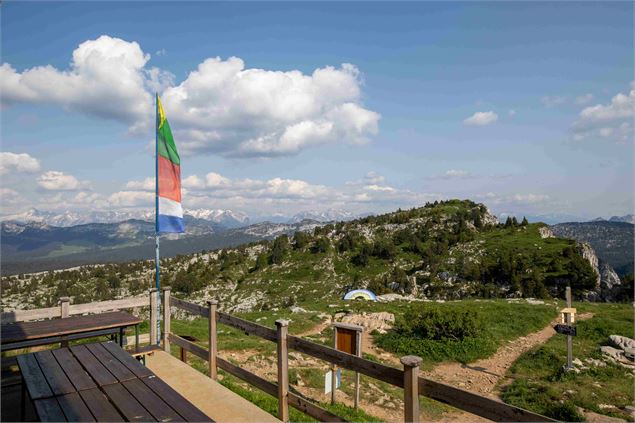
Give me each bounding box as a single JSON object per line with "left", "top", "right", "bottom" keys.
{"left": 1, "top": 296, "right": 149, "bottom": 324}
{"left": 168, "top": 295, "right": 555, "bottom": 423}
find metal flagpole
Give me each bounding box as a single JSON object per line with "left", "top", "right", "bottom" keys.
{"left": 155, "top": 93, "right": 161, "bottom": 345}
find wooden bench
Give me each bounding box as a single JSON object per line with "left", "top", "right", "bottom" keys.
{"left": 127, "top": 344, "right": 162, "bottom": 365}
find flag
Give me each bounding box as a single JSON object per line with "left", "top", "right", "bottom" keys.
{"left": 156, "top": 95, "right": 184, "bottom": 233}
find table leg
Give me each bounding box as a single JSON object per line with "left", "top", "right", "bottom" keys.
{"left": 135, "top": 324, "right": 139, "bottom": 352}
{"left": 119, "top": 327, "right": 124, "bottom": 347}
{"left": 21, "top": 376, "right": 26, "bottom": 421}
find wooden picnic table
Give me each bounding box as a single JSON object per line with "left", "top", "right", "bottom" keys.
{"left": 17, "top": 341, "right": 213, "bottom": 422}
{"left": 1, "top": 311, "right": 142, "bottom": 352}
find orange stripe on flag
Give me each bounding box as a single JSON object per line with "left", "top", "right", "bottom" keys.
{"left": 158, "top": 155, "right": 181, "bottom": 202}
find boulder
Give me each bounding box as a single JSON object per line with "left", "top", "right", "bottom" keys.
{"left": 609, "top": 335, "right": 635, "bottom": 351}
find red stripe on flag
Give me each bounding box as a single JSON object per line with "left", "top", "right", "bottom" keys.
{"left": 158, "top": 155, "right": 181, "bottom": 202}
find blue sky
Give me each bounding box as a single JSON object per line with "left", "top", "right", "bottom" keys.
{"left": 1, "top": 2, "right": 633, "bottom": 221}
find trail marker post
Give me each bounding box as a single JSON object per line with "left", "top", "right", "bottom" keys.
{"left": 330, "top": 322, "right": 363, "bottom": 408}
{"left": 555, "top": 286, "right": 577, "bottom": 370}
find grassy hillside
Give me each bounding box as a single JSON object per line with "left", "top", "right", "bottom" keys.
{"left": 501, "top": 302, "right": 634, "bottom": 421}
{"left": 2, "top": 199, "right": 612, "bottom": 311}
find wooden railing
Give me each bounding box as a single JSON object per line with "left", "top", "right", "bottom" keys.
{"left": 160, "top": 289, "right": 555, "bottom": 423}
{"left": 1, "top": 295, "right": 149, "bottom": 324}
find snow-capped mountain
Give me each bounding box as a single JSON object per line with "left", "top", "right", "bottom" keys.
{"left": 289, "top": 209, "right": 358, "bottom": 223}
{"left": 1, "top": 208, "right": 250, "bottom": 228}
{"left": 185, "top": 209, "right": 249, "bottom": 227}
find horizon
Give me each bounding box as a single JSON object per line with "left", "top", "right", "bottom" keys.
{"left": 1, "top": 2, "right": 633, "bottom": 222}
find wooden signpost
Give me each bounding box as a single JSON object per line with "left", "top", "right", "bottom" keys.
{"left": 330, "top": 322, "right": 363, "bottom": 409}
{"left": 554, "top": 286, "right": 577, "bottom": 370}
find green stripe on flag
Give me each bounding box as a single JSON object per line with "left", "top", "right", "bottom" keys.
{"left": 158, "top": 119, "right": 180, "bottom": 165}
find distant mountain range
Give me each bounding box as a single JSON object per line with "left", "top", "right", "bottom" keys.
{"left": 1, "top": 208, "right": 250, "bottom": 228}
{"left": 591, "top": 214, "right": 635, "bottom": 224}
{"left": 0, "top": 217, "right": 324, "bottom": 274}
{"left": 1, "top": 207, "right": 363, "bottom": 228}
{"left": 550, "top": 220, "right": 634, "bottom": 277}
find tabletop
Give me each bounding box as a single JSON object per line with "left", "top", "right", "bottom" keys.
{"left": 2, "top": 311, "right": 142, "bottom": 343}
{"left": 17, "top": 341, "right": 213, "bottom": 422}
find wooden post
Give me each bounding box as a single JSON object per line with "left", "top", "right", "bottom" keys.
{"left": 565, "top": 286, "right": 573, "bottom": 369}
{"left": 208, "top": 300, "right": 218, "bottom": 380}
{"left": 180, "top": 347, "right": 187, "bottom": 363}
{"left": 276, "top": 319, "right": 289, "bottom": 422}
{"left": 401, "top": 355, "right": 422, "bottom": 423}
{"left": 354, "top": 328, "right": 363, "bottom": 409}
{"left": 331, "top": 327, "right": 337, "bottom": 405}
{"left": 162, "top": 288, "right": 171, "bottom": 353}
{"left": 60, "top": 297, "right": 70, "bottom": 347}
{"left": 149, "top": 288, "right": 158, "bottom": 346}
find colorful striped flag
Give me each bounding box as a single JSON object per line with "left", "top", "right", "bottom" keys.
{"left": 156, "top": 95, "right": 184, "bottom": 233}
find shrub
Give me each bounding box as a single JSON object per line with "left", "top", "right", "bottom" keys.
{"left": 393, "top": 306, "right": 481, "bottom": 341}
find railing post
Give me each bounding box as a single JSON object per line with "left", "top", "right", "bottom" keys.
{"left": 162, "top": 288, "right": 171, "bottom": 353}
{"left": 208, "top": 300, "right": 218, "bottom": 380}
{"left": 60, "top": 297, "right": 70, "bottom": 347}
{"left": 149, "top": 288, "right": 158, "bottom": 345}
{"left": 276, "top": 319, "right": 289, "bottom": 422}
{"left": 401, "top": 355, "right": 422, "bottom": 423}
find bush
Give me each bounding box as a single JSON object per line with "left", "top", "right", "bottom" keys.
{"left": 393, "top": 306, "right": 481, "bottom": 341}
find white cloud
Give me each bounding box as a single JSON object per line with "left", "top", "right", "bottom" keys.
{"left": 0, "top": 188, "right": 25, "bottom": 206}
{"left": 541, "top": 95, "right": 566, "bottom": 108}
{"left": 463, "top": 111, "right": 498, "bottom": 126}
{"left": 1, "top": 36, "right": 380, "bottom": 158}
{"left": 162, "top": 58, "right": 379, "bottom": 157}
{"left": 125, "top": 177, "right": 155, "bottom": 191}
{"left": 37, "top": 171, "right": 85, "bottom": 191}
{"left": 0, "top": 36, "right": 152, "bottom": 130}
{"left": 0, "top": 152, "right": 41, "bottom": 175}
{"left": 108, "top": 190, "right": 154, "bottom": 207}
{"left": 575, "top": 93, "right": 593, "bottom": 105}
{"left": 508, "top": 109, "right": 516, "bottom": 116}
{"left": 572, "top": 84, "right": 634, "bottom": 143}
{"left": 443, "top": 169, "right": 471, "bottom": 179}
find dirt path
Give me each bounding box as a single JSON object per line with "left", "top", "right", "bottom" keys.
{"left": 423, "top": 312, "right": 594, "bottom": 399}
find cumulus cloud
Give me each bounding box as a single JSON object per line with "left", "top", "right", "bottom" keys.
{"left": 0, "top": 36, "right": 153, "bottom": 130}
{"left": 0, "top": 152, "right": 41, "bottom": 175}
{"left": 125, "top": 177, "right": 155, "bottom": 191}
{"left": 1, "top": 35, "right": 380, "bottom": 158}
{"left": 0, "top": 188, "right": 25, "bottom": 206}
{"left": 108, "top": 190, "right": 154, "bottom": 207}
{"left": 37, "top": 171, "right": 87, "bottom": 190}
{"left": 463, "top": 111, "right": 498, "bottom": 126}
{"left": 572, "top": 83, "right": 634, "bottom": 143}
{"left": 162, "top": 59, "right": 380, "bottom": 157}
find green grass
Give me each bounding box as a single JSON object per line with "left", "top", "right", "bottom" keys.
{"left": 374, "top": 300, "right": 558, "bottom": 367}
{"left": 501, "top": 303, "right": 634, "bottom": 422}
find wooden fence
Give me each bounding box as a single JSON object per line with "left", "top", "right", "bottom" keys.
{"left": 158, "top": 289, "right": 555, "bottom": 423}
{"left": 1, "top": 296, "right": 149, "bottom": 324}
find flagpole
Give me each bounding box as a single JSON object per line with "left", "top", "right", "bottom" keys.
{"left": 155, "top": 92, "right": 161, "bottom": 345}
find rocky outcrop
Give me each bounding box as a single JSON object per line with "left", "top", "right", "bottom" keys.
{"left": 538, "top": 226, "right": 554, "bottom": 238}
{"left": 578, "top": 242, "right": 623, "bottom": 301}
{"left": 580, "top": 242, "right": 601, "bottom": 288}
{"left": 340, "top": 312, "right": 395, "bottom": 334}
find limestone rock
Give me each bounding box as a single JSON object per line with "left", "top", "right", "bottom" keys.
{"left": 340, "top": 312, "right": 395, "bottom": 334}
{"left": 609, "top": 335, "right": 635, "bottom": 351}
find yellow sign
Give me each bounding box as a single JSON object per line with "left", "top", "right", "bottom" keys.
{"left": 560, "top": 307, "right": 576, "bottom": 324}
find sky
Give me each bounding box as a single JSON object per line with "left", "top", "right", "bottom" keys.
{"left": 1, "top": 1, "right": 633, "bottom": 222}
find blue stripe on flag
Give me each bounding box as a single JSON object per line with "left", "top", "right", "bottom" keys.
{"left": 158, "top": 214, "right": 185, "bottom": 233}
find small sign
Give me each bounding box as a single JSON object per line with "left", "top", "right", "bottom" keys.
{"left": 324, "top": 369, "right": 341, "bottom": 394}
{"left": 560, "top": 307, "right": 577, "bottom": 323}
{"left": 554, "top": 324, "right": 576, "bottom": 336}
